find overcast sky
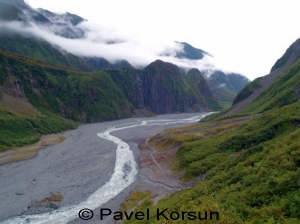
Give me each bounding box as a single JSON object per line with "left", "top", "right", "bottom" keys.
{"left": 24, "top": 0, "right": 300, "bottom": 80}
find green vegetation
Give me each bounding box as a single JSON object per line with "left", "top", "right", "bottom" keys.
{"left": 121, "top": 190, "right": 152, "bottom": 212}
{"left": 0, "top": 50, "right": 131, "bottom": 150}
{"left": 126, "top": 102, "right": 300, "bottom": 223}
{"left": 238, "top": 58, "right": 300, "bottom": 114}
{"left": 207, "top": 71, "right": 250, "bottom": 109}
{"left": 108, "top": 61, "right": 222, "bottom": 113}
{"left": 271, "top": 38, "right": 300, "bottom": 72}
{"left": 0, "top": 50, "right": 133, "bottom": 123}
{"left": 185, "top": 68, "right": 223, "bottom": 111}
{"left": 123, "top": 39, "right": 300, "bottom": 223}
{"left": 0, "top": 33, "right": 112, "bottom": 72}
{"left": 0, "top": 106, "right": 76, "bottom": 151}
{"left": 233, "top": 77, "right": 263, "bottom": 105}
{"left": 0, "top": 50, "right": 222, "bottom": 151}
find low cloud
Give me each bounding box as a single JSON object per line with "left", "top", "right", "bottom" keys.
{"left": 0, "top": 19, "right": 220, "bottom": 73}
{"left": 218, "top": 83, "right": 227, "bottom": 88}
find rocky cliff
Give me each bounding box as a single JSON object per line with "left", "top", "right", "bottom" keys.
{"left": 0, "top": 51, "right": 220, "bottom": 123}
{"left": 108, "top": 60, "right": 221, "bottom": 115}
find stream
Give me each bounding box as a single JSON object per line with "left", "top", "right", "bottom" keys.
{"left": 1, "top": 113, "right": 212, "bottom": 224}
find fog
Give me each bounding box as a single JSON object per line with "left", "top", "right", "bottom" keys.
{"left": 0, "top": 19, "right": 222, "bottom": 73}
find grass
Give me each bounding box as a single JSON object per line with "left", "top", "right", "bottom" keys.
{"left": 238, "top": 58, "right": 300, "bottom": 115}
{"left": 39, "top": 193, "right": 64, "bottom": 203}
{"left": 121, "top": 190, "right": 152, "bottom": 212}
{"left": 125, "top": 102, "right": 300, "bottom": 223}
{"left": 0, "top": 148, "right": 38, "bottom": 164}
{"left": 0, "top": 106, "right": 76, "bottom": 151}
{"left": 0, "top": 133, "right": 67, "bottom": 164}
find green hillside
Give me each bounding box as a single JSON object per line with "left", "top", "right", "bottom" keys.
{"left": 0, "top": 32, "right": 122, "bottom": 71}
{"left": 0, "top": 50, "right": 133, "bottom": 122}
{"left": 124, "top": 102, "right": 300, "bottom": 224}
{"left": 232, "top": 77, "right": 263, "bottom": 105}
{"left": 122, "top": 40, "right": 300, "bottom": 223}
{"left": 208, "top": 71, "right": 250, "bottom": 109}
{"left": 237, "top": 58, "right": 300, "bottom": 114}
{"left": 0, "top": 51, "right": 132, "bottom": 150}
{"left": 0, "top": 106, "right": 76, "bottom": 151}
{"left": 0, "top": 51, "right": 220, "bottom": 151}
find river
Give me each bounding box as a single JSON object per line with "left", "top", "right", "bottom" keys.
{"left": 0, "top": 112, "right": 211, "bottom": 223}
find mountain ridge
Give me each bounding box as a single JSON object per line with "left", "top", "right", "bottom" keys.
{"left": 0, "top": 50, "right": 220, "bottom": 150}
{"left": 122, "top": 38, "right": 300, "bottom": 224}
{"left": 221, "top": 38, "right": 300, "bottom": 117}
{"left": 0, "top": 0, "right": 249, "bottom": 103}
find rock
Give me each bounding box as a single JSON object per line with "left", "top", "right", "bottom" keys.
{"left": 49, "top": 202, "right": 59, "bottom": 209}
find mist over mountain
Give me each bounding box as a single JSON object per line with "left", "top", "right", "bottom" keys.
{"left": 130, "top": 37, "right": 300, "bottom": 223}
{"left": 0, "top": 0, "right": 247, "bottom": 81}
{"left": 0, "top": 0, "right": 249, "bottom": 112}
{"left": 1, "top": 2, "right": 299, "bottom": 223}
{"left": 0, "top": 0, "right": 86, "bottom": 38}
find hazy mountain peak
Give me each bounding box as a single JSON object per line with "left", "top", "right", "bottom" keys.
{"left": 0, "top": 0, "right": 26, "bottom": 8}
{"left": 36, "top": 8, "right": 86, "bottom": 26}
{"left": 175, "top": 41, "right": 212, "bottom": 60}
{"left": 187, "top": 68, "right": 203, "bottom": 76}
{"left": 0, "top": 0, "right": 25, "bottom": 21}
{"left": 146, "top": 60, "right": 180, "bottom": 74}
{"left": 0, "top": 0, "right": 86, "bottom": 38}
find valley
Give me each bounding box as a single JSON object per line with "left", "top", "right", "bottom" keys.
{"left": 0, "top": 113, "right": 210, "bottom": 223}
{"left": 0, "top": 0, "right": 299, "bottom": 223}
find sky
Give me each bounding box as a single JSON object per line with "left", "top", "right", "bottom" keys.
{"left": 24, "top": 0, "right": 300, "bottom": 80}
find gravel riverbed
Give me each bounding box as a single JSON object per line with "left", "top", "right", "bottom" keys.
{"left": 0, "top": 113, "right": 209, "bottom": 223}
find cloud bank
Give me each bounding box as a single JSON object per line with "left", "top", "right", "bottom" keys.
{"left": 0, "top": 18, "right": 222, "bottom": 74}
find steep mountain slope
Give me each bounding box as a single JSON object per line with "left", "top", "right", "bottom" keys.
{"left": 126, "top": 102, "right": 300, "bottom": 224}
{"left": 140, "top": 60, "right": 219, "bottom": 113}
{"left": 0, "top": 52, "right": 78, "bottom": 151}
{"left": 0, "top": 29, "right": 247, "bottom": 108}
{"left": 0, "top": 50, "right": 133, "bottom": 121}
{"left": 223, "top": 38, "right": 300, "bottom": 117}
{"left": 174, "top": 42, "right": 211, "bottom": 60}
{"left": 207, "top": 70, "right": 250, "bottom": 108}
{"left": 0, "top": 51, "right": 219, "bottom": 150}
{"left": 0, "top": 0, "right": 86, "bottom": 39}
{"left": 107, "top": 60, "right": 221, "bottom": 113}
{"left": 185, "top": 68, "right": 221, "bottom": 110}
{"left": 0, "top": 31, "right": 131, "bottom": 71}
{"left": 0, "top": 51, "right": 131, "bottom": 150}
{"left": 123, "top": 39, "right": 300, "bottom": 224}
{"left": 0, "top": 0, "right": 249, "bottom": 106}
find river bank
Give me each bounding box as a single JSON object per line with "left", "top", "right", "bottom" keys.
{"left": 0, "top": 113, "right": 209, "bottom": 223}
{"left": 0, "top": 134, "right": 66, "bottom": 165}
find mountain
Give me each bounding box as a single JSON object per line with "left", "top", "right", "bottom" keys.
{"left": 108, "top": 60, "right": 221, "bottom": 114}
{"left": 123, "top": 39, "right": 300, "bottom": 223}
{"left": 0, "top": 51, "right": 220, "bottom": 150}
{"left": 0, "top": 31, "right": 131, "bottom": 71}
{"left": 207, "top": 70, "right": 250, "bottom": 108}
{"left": 0, "top": 0, "right": 250, "bottom": 106}
{"left": 0, "top": 28, "right": 248, "bottom": 107}
{"left": 0, "top": 0, "right": 86, "bottom": 39}
{"left": 222, "top": 38, "right": 300, "bottom": 117}
{"left": 0, "top": 0, "right": 132, "bottom": 70}
{"left": 174, "top": 41, "right": 211, "bottom": 60}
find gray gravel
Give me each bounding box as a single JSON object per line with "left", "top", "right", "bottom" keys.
{"left": 0, "top": 113, "right": 207, "bottom": 223}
